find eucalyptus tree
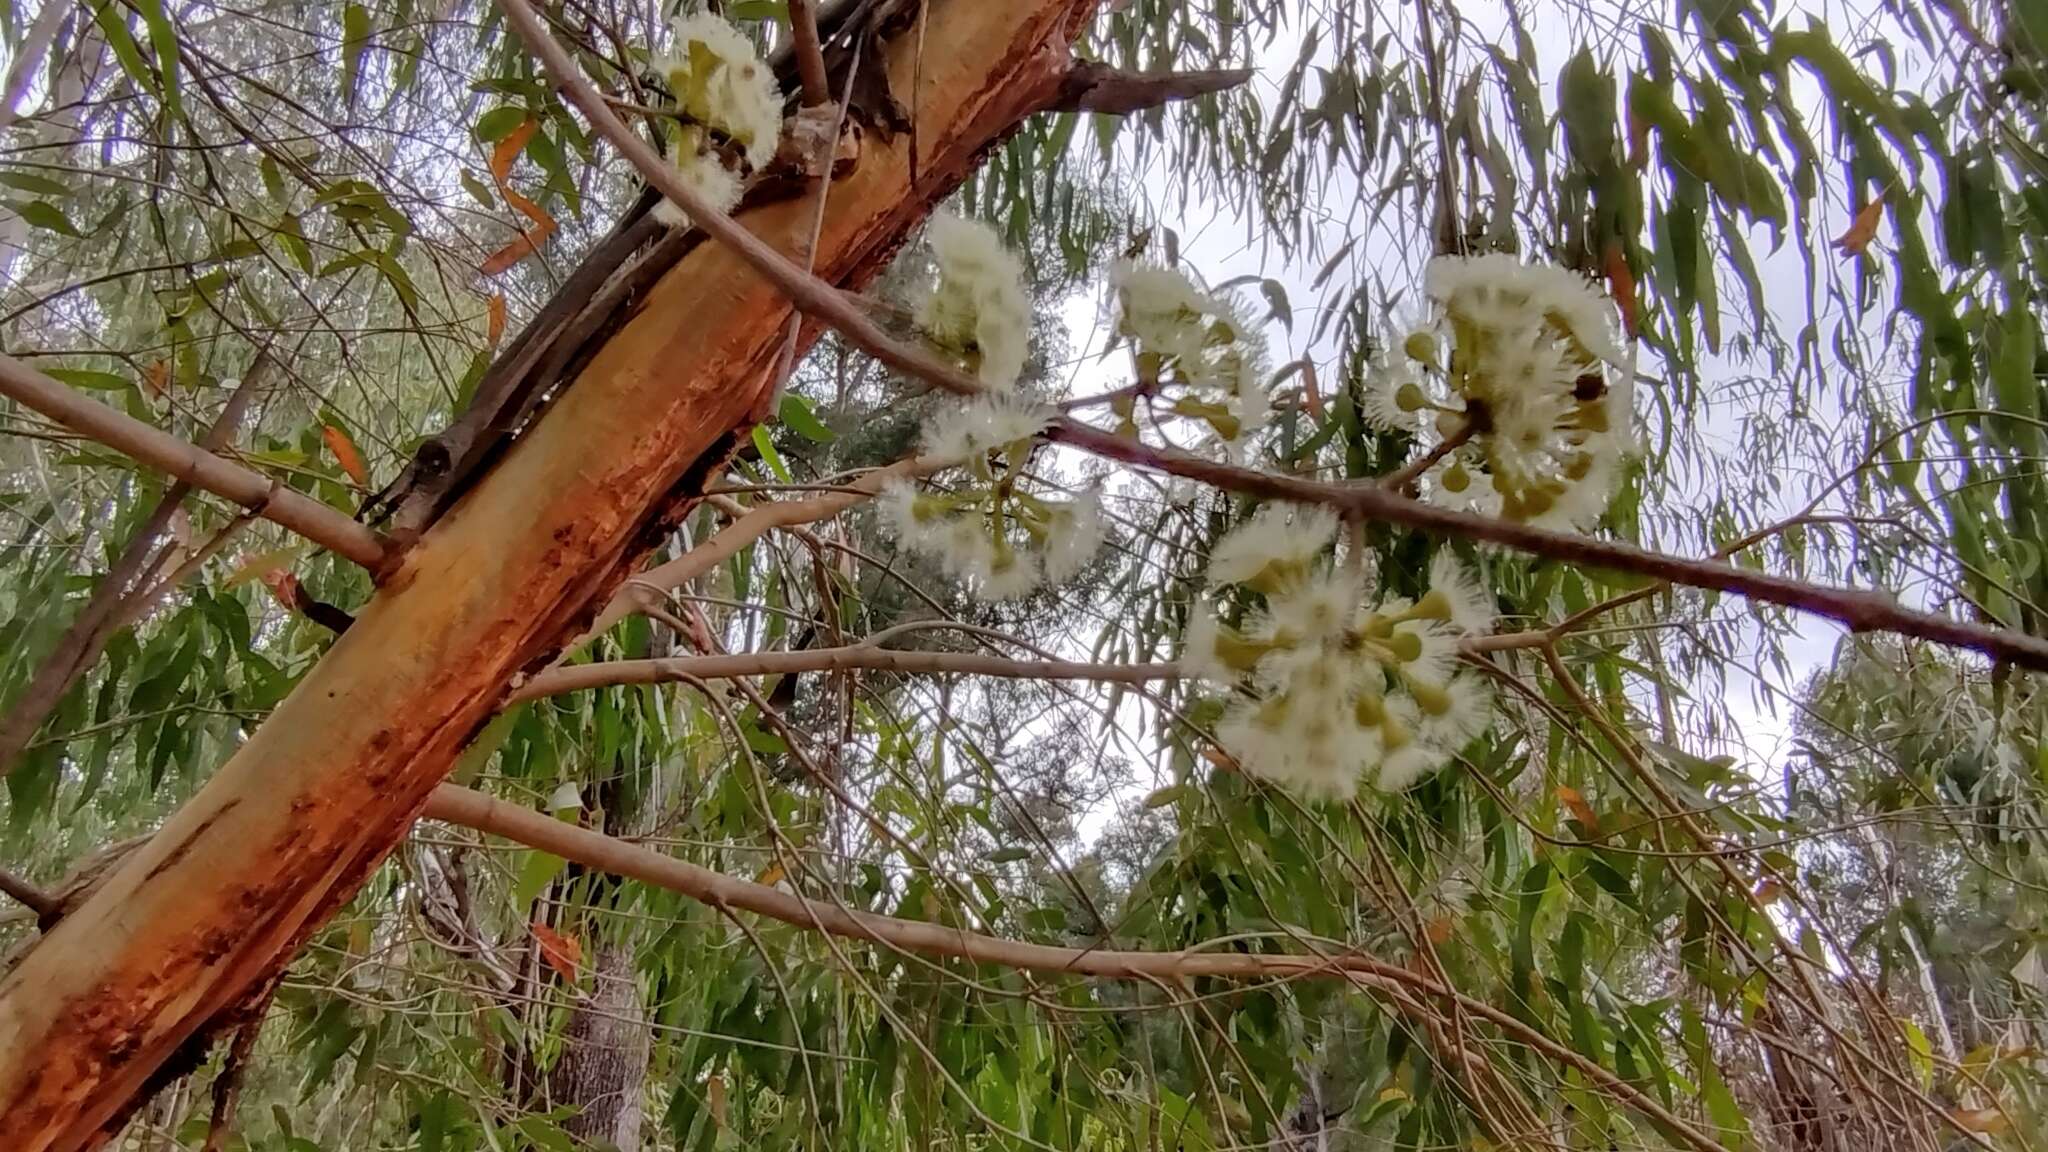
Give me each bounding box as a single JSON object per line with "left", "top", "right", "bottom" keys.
{"left": 0, "top": 1, "right": 2042, "bottom": 1150}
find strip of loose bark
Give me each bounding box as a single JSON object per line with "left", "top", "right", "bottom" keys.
{"left": 1047, "top": 61, "right": 1254, "bottom": 114}
{"left": 423, "top": 783, "right": 1725, "bottom": 1152}
{"left": 0, "top": 5, "right": 1103, "bottom": 1146}
{"left": 0, "top": 354, "right": 386, "bottom": 569}
{"left": 0, "top": 361, "right": 269, "bottom": 778}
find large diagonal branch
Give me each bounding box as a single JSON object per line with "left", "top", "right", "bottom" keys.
{"left": 424, "top": 783, "right": 1723, "bottom": 1152}
{"left": 0, "top": 355, "right": 387, "bottom": 569}
{"left": 0, "top": 2, "right": 1097, "bottom": 1144}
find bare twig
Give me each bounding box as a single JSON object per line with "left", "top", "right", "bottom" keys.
{"left": 0, "top": 354, "right": 388, "bottom": 569}
{"left": 787, "top": 0, "right": 832, "bottom": 108}
{"left": 0, "top": 866, "right": 56, "bottom": 922}
{"left": 515, "top": 644, "right": 1175, "bottom": 702}
{"left": 578, "top": 455, "right": 945, "bottom": 644}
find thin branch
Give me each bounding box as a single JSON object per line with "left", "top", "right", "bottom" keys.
{"left": 576, "top": 455, "right": 945, "bottom": 644}
{"left": 1379, "top": 421, "right": 1473, "bottom": 492}
{"left": 0, "top": 354, "right": 389, "bottom": 569}
{"left": 1046, "top": 61, "right": 1254, "bottom": 115}
{"left": 0, "top": 866, "right": 56, "bottom": 922}
{"left": 1054, "top": 418, "right": 2048, "bottom": 672}
{"left": 423, "top": 783, "right": 1726, "bottom": 1152}
{"left": 514, "top": 644, "right": 1176, "bottom": 702}
{"left": 786, "top": 0, "right": 832, "bottom": 108}
{"left": 0, "top": 0, "right": 67, "bottom": 132}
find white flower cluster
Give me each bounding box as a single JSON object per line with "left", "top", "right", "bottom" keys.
{"left": 1184, "top": 506, "right": 1496, "bottom": 800}
{"left": 1107, "top": 262, "right": 1270, "bottom": 458}
{"left": 1366, "top": 254, "right": 1632, "bottom": 531}
{"left": 878, "top": 397, "right": 1104, "bottom": 600}
{"left": 649, "top": 14, "right": 784, "bottom": 224}
{"left": 917, "top": 214, "right": 1031, "bottom": 391}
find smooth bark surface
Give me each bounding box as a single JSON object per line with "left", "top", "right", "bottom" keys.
{"left": 0, "top": 3, "right": 1090, "bottom": 1145}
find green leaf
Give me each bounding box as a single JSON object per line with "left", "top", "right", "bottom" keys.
{"left": 1902, "top": 1020, "right": 1933, "bottom": 1089}
{"left": 11, "top": 199, "right": 81, "bottom": 237}
{"left": 134, "top": 0, "right": 181, "bottom": 118}
{"left": 725, "top": 0, "right": 787, "bottom": 23}
{"left": 776, "top": 393, "right": 835, "bottom": 442}
{"left": 44, "top": 368, "right": 130, "bottom": 391}
{"left": 985, "top": 846, "right": 1031, "bottom": 864}
{"left": 91, "top": 1, "right": 157, "bottom": 99}
{"left": 0, "top": 170, "right": 68, "bottom": 197}
{"left": 459, "top": 168, "right": 496, "bottom": 208}
{"left": 512, "top": 848, "right": 568, "bottom": 909}
{"left": 1142, "top": 785, "right": 1182, "bottom": 809}
{"left": 473, "top": 105, "right": 529, "bottom": 143}
{"left": 751, "top": 425, "right": 791, "bottom": 482}
{"left": 340, "top": 3, "right": 371, "bottom": 110}
{"left": 1259, "top": 279, "right": 1291, "bottom": 333}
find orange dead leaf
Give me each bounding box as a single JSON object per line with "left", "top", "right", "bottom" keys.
{"left": 500, "top": 185, "right": 555, "bottom": 231}
{"left": 1951, "top": 1109, "right": 2009, "bottom": 1134}
{"left": 754, "top": 860, "right": 786, "bottom": 889}
{"left": 480, "top": 220, "right": 556, "bottom": 276}
{"left": 143, "top": 359, "right": 169, "bottom": 397}
{"left": 1753, "top": 878, "right": 1783, "bottom": 907}
{"left": 531, "top": 921, "right": 582, "bottom": 982}
{"left": 259, "top": 568, "right": 302, "bottom": 611}
{"left": 680, "top": 603, "right": 718, "bottom": 654}
{"left": 486, "top": 293, "right": 506, "bottom": 348}
{"left": 1834, "top": 198, "right": 1884, "bottom": 257}
{"left": 225, "top": 545, "right": 300, "bottom": 587}
{"left": 490, "top": 118, "right": 539, "bottom": 185}
{"left": 1201, "top": 744, "right": 1243, "bottom": 774}
{"left": 321, "top": 423, "right": 368, "bottom": 486}
{"left": 1602, "top": 241, "right": 1638, "bottom": 338}
{"left": 1556, "top": 785, "right": 1601, "bottom": 834}
{"left": 1425, "top": 916, "right": 1455, "bottom": 946}
{"left": 707, "top": 1073, "right": 728, "bottom": 1127}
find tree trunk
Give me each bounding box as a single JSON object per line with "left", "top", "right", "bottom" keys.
{"left": 0, "top": 4, "right": 1091, "bottom": 1146}
{"left": 548, "top": 942, "right": 649, "bottom": 1151}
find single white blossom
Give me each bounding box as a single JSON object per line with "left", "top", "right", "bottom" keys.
{"left": 1424, "top": 253, "right": 1622, "bottom": 368}
{"left": 1038, "top": 492, "right": 1105, "bottom": 585}
{"left": 1361, "top": 359, "right": 1428, "bottom": 433}
{"left": 918, "top": 213, "right": 1032, "bottom": 390}
{"left": 1218, "top": 688, "right": 1365, "bottom": 801}
{"left": 650, "top": 149, "right": 744, "bottom": 225}
{"left": 921, "top": 394, "right": 1052, "bottom": 462}
{"left": 1205, "top": 503, "right": 1339, "bottom": 588}
{"left": 1412, "top": 672, "right": 1494, "bottom": 752}
{"left": 651, "top": 14, "right": 784, "bottom": 225}
{"left": 1423, "top": 552, "right": 1497, "bottom": 635}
